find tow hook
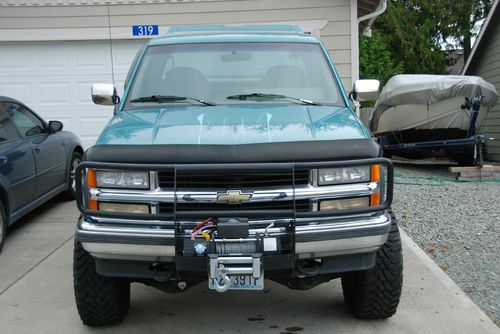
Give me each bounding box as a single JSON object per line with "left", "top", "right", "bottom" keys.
{"left": 213, "top": 264, "right": 231, "bottom": 292}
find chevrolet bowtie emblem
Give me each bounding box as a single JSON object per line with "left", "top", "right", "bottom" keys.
{"left": 217, "top": 190, "right": 252, "bottom": 204}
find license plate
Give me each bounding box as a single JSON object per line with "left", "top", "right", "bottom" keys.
{"left": 209, "top": 274, "right": 264, "bottom": 290}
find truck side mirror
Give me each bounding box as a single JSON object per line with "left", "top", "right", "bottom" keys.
{"left": 352, "top": 79, "right": 380, "bottom": 102}
{"left": 91, "top": 84, "right": 120, "bottom": 106}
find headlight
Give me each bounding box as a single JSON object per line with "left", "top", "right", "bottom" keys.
{"left": 96, "top": 170, "right": 149, "bottom": 189}
{"left": 318, "top": 166, "right": 370, "bottom": 185}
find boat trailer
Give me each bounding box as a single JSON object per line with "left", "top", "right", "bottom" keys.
{"left": 379, "top": 98, "right": 494, "bottom": 166}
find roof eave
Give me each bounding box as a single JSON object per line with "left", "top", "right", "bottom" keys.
{"left": 462, "top": 0, "right": 499, "bottom": 74}
{"left": 358, "top": 0, "right": 387, "bottom": 33}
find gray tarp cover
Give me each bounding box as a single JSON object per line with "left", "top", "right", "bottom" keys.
{"left": 371, "top": 74, "right": 498, "bottom": 131}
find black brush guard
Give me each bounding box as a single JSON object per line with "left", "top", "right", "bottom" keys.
{"left": 75, "top": 158, "right": 394, "bottom": 221}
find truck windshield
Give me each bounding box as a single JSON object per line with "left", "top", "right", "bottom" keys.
{"left": 125, "top": 42, "right": 345, "bottom": 109}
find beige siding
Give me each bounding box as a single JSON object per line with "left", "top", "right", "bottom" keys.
{"left": 0, "top": 0, "right": 353, "bottom": 87}
{"left": 469, "top": 16, "right": 500, "bottom": 162}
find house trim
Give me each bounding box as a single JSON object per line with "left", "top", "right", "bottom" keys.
{"left": 0, "top": 19, "right": 328, "bottom": 42}
{"left": 462, "top": 0, "right": 499, "bottom": 74}
{"left": 350, "top": 0, "right": 359, "bottom": 87}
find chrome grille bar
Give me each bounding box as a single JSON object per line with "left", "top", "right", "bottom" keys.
{"left": 88, "top": 182, "right": 378, "bottom": 203}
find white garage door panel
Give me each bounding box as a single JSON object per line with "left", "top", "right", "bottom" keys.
{"left": 0, "top": 40, "right": 145, "bottom": 148}
{"left": 0, "top": 83, "right": 32, "bottom": 103}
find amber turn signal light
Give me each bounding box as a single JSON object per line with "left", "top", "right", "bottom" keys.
{"left": 87, "top": 169, "right": 98, "bottom": 210}
{"left": 370, "top": 164, "right": 381, "bottom": 206}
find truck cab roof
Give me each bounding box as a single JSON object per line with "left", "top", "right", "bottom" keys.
{"left": 149, "top": 25, "right": 321, "bottom": 46}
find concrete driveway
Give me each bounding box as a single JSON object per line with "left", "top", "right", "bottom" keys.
{"left": 0, "top": 199, "right": 498, "bottom": 334}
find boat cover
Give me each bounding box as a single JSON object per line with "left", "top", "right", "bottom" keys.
{"left": 371, "top": 75, "right": 498, "bottom": 132}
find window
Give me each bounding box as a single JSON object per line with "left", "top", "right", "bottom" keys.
{"left": 8, "top": 104, "right": 45, "bottom": 137}
{"left": 126, "top": 42, "right": 344, "bottom": 108}
{"left": 0, "top": 103, "right": 20, "bottom": 142}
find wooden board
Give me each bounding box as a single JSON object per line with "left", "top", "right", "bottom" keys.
{"left": 449, "top": 165, "right": 500, "bottom": 173}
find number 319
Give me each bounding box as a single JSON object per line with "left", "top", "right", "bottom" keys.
{"left": 137, "top": 25, "right": 154, "bottom": 36}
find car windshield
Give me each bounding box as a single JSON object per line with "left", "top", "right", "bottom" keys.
{"left": 125, "top": 42, "right": 345, "bottom": 109}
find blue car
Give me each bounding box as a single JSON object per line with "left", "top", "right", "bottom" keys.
{"left": 0, "top": 96, "right": 83, "bottom": 252}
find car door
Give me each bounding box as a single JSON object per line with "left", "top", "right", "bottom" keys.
{"left": 0, "top": 103, "right": 37, "bottom": 213}
{"left": 8, "top": 103, "right": 67, "bottom": 199}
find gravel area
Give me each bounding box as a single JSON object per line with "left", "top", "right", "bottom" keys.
{"left": 391, "top": 164, "right": 500, "bottom": 326}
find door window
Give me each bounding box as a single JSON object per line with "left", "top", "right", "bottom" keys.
{"left": 0, "top": 103, "right": 22, "bottom": 142}
{"left": 8, "top": 104, "right": 45, "bottom": 137}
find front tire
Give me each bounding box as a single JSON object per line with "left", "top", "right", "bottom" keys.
{"left": 0, "top": 202, "right": 6, "bottom": 253}
{"left": 341, "top": 212, "right": 403, "bottom": 319}
{"left": 73, "top": 241, "right": 130, "bottom": 326}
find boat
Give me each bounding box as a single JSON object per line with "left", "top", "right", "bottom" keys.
{"left": 370, "top": 74, "right": 498, "bottom": 164}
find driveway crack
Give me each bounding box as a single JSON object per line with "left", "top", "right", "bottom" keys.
{"left": 0, "top": 234, "right": 73, "bottom": 296}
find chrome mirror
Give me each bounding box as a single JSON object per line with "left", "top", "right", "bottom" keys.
{"left": 352, "top": 79, "right": 380, "bottom": 102}
{"left": 91, "top": 84, "right": 120, "bottom": 105}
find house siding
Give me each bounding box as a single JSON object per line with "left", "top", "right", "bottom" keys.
{"left": 466, "top": 13, "right": 500, "bottom": 162}
{"left": 0, "top": 0, "right": 354, "bottom": 88}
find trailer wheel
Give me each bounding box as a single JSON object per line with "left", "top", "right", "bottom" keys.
{"left": 456, "top": 154, "right": 474, "bottom": 166}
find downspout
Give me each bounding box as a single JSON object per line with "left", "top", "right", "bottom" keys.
{"left": 357, "top": 0, "right": 387, "bottom": 37}
{"left": 353, "top": 0, "right": 387, "bottom": 117}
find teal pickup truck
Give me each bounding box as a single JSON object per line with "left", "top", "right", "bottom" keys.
{"left": 74, "top": 25, "right": 402, "bottom": 326}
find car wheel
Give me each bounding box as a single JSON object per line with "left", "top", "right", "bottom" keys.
{"left": 341, "top": 210, "right": 403, "bottom": 319}
{"left": 0, "top": 202, "right": 7, "bottom": 253}
{"left": 74, "top": 241, "right": 130, "bottom": 326}
{"left": 62, "top": 151, "right": 82, "bottom": 201}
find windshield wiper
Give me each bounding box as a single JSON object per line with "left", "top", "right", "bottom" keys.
{"left": 226, "top": 93, "right": 320, "bottom": 106}
{"left": 130, "top": 95, "right": 216, "bottom": 106}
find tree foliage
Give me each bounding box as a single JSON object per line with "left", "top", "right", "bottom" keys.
{"left": 359, "top": 31, "right": 403, "bottom": 86}
{"left": 437, "top": 0, "right": 493, "bottom": 59}
{"left": 360, "top": 0, "right": 494, "bottom": 82}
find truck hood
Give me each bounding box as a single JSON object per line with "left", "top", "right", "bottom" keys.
{"left": 97, "top": 105, "right": 368, "bottom": 145}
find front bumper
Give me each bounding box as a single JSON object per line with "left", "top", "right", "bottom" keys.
{"left": 76, "top": 212, "right": 391, "bottom": 262}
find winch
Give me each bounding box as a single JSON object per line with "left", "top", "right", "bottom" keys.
{"left": 184, "top": 217, "right": 268, "bottom": 292}
{"left": 208, "top": 218, "right": 264, "bottom": 292}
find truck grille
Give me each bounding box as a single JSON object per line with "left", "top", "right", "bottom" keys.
{"left": 159, "top": 199, "right": 310, "bottom": 213}
{"left": 158, "top": 170, "right": 310, "bottom": 189}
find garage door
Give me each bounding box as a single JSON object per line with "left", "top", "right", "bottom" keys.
{"left": 0, "top": 40, "right": 145, "bottom": 148}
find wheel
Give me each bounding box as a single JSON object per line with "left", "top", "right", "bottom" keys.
{"left": 341, "top": 211, "right": 403, "bottom": 319}
{"left": 455, "top": 154, "right": 474, "bottom": 166}
{"left": 0, "top": 202, "right": 6, "bottom": 253}
{"left": 62, "top": 151, "right": 82, "bottom": 201}
{"left": 73, "top": 241, "right": 130, "bottom": 326}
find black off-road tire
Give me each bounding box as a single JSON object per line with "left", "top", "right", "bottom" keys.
{"left": 62, "top": 151, "right": 82, "bottom": 201}
{"left": 73, "top": 241, "right": 130, "bottom": 326}
{"left": 341, "top": 211, "right": 403, "bottom": 319}
{"left": 0, "top": 202, "right": 6, "bottom": 253}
